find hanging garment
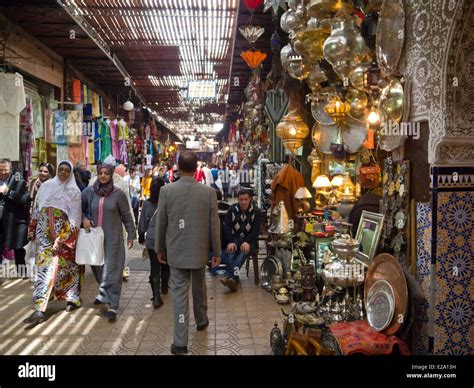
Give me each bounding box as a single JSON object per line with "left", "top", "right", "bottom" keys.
{"left": 92, "top": 92, "right": 100, "bottom": 118}
{"left": 44, "top": 109, "right": 55, "bottom": 143}
{"left": 119, "top": 140, "right": 128, "bottom": 164}
{"left": 0, "top": 72, "right": 26, "bottom": 161}
{"left": 110, "top": 119, "right": 119, "bottom": 159}
{"left": 32, "top": 97, "right": 44, "bottom": 138}
{"left": 68, "top": 144, "right": 84, "bottom": 167}
{"left": 54, "top": 110, "right": 68, "bottom": 145}
{"left": 94, "top": 120, "right": 101, "bottom": 162}
{"left": 72, "top": 79, "right": 82, "bottom": 104}
{"left": 57, "top": 144, "right": 69, "bottom": 163}
{"left": 66, "top": 110, "right": 82, "bottom": 145}
{"left": 118, "top": 119, "right": 129, "bottom": 140}
{"left": 83, "top": 103, "right": 93, "bottom": 121}
{"left": 20, "top": 97, "right": 34, "bottom": 177}
{"left": 100, "top": 119, "right": 112, "bottom": 162}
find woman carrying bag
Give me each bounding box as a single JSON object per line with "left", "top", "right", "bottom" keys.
{"left": 81, "top": 163, "right": 136, "bottom": 323}
{"left": 24, "top": 160, "right": 82, "bottom": 325}
{"left": 138, "top": 176, "right": 170, "bottom": 308}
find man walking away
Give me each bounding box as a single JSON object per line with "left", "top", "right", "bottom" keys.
{"left": 155, "top": 151, "right": 221, "bottom": 355}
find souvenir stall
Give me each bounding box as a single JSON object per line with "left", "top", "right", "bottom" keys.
{"left": 258, "top": 0, "right": 418, "bottom": 356}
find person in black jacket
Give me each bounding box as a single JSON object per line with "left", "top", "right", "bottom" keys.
{"left": 219, "top": 189, "right": 259, "bottom": 292}
{"left": 0, "top": 159, "right": 30, "bottom": 276}
{"left": 138, "top": 176, "right": 169, "bottom": 308}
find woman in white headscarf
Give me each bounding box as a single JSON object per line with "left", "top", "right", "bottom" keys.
{"left": 23, "top": 160, "right": 82, "bottom": 325}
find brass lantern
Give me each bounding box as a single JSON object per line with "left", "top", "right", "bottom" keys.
{"left": 276, "top": 109, "right": 310, "bottom": 155}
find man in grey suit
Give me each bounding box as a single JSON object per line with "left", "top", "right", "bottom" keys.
{"left": 155, "top": 151, "right": 221, "bottom": 355}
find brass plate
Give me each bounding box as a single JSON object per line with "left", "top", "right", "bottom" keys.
{"left": 364, "top": 253, "right": 408, "bottom": 336}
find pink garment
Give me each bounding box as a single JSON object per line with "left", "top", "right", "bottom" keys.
{"left": 110, "top": 119, "right": 120, "bottom": 159}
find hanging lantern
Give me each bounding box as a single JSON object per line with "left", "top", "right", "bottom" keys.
{"left": 122, "top": 100, "right": 134, "bottom": 111}
{"left": 276, "top": 109, "right": 310, "bottom": 154}
{"left": 243, "top": 0, "right": 264, "bottom": 12}
{"left": 241, "top": 49, "right": 267, "bottom": 68}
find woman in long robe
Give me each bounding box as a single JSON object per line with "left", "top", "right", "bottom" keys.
{"left": 81, "top": 163, "right": 136, "bottom": 322}
{"left": 24, "top": 160, "right": 82, "bottom": 324}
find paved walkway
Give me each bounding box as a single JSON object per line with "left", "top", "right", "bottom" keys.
{"left": 0, "top": 245, "right": 283, "bottom": 355}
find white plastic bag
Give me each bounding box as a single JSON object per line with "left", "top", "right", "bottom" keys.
{"left": 75, "top": 227, "right": 105, "bottom": 266}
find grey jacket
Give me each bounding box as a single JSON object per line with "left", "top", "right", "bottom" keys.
{"left": 138, "top": 199, "right": 157, "bottom": 250}
{"left": 155, "top": 176, "right": 221, "bottom": 269}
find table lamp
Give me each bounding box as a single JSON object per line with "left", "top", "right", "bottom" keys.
{"left": 294, "top": 187, "right": 313, "bottom": 214}
{"left": 313, "top": 175, "right": 332, "bottom": 208}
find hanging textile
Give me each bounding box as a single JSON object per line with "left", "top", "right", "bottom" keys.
{"left": 54, "top": 110, "right": 67, "bottom": 145}
{"left": 68, "top": 144, "right": 84, "bottom": 166}
{"left": 57, "top": 144, "right": 69, "bottom": 164}
{"left": 0, "top": 72, "right": 26, "bottom": 161}
{"left": 93, "top": 120, "right": 101, "bottom": 162}
{"left": 100, "top": 119, "right": 112, "bottom": 162}
{"left": 44, "top": 109, "right": 54, "bottom": 143}
{"left": 92, "top": 91, "right": 100, "bottom": 118}
{"left": 66, "top": 110, "right": 82, "bottom": 144}
{"left": 72, "top": 79, "right": 82, "bottom": 104}
{"left": 20, "top": 97, "right": 34, "bottom": 178}
{"left": 32, "top": 97, "right": 44, "bottom": 138}
{"left": 110, "top": 119, "right": 119, "bottom": 159}
{"left": 83, "top": 85, "right": 88, "bottom": 104}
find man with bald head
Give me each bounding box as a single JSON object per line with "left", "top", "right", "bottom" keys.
{"left": 155, "top": 151, "right": 221, "bottom": 355}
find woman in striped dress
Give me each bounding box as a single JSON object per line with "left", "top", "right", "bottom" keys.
{"left": 23, "top": 160, "right": 82, "bottom": 324}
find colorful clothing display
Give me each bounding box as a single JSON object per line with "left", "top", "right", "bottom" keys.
{"left": 66, "top": 110, "right": 82, "bottom": 145}
{"left": 110, "top": 119, "right": 119, "bottom": 159}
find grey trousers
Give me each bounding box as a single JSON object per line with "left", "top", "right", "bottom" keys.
{"left": 91, "top": 250, "right": 126, "bottom": 311}
{"left": 170, "top": 267, "right": 208, "bottom": 347}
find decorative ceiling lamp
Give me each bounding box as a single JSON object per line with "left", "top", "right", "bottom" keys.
{"left": 287, "top": 54, "right": 311, "bottom": 81}
{"left": 241, "top": 49, "right": 267, "bottom": 69}
{"left": 263, "top": 0, "right": 287, "bottom": 14}
{"left": 243, "top": 0, "right": 264, "bottom": 12}
{"left": 293, "top": 18, "right": 331, "bottom": 63}
{"left": 323, "top": 17, "right": 366, "bottom": 82}
{"left": 324, "top": 95, "right": 350, "bottom": 126}
{"left": 276, "top": 109, "right": 310, "bottom": 155}
{"left": 122, "top": 99, "right": 134, "bottom": 111}
{"left": 239, "top": 25, "right": 265, "bottom": 45}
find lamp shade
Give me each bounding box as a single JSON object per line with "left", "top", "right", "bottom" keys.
{"left": 313, "top": 175, "right": 331, "bottom": 189}
{"left": 295, "top": 187, "right": 312, "bottom": 199}
{"left": 331, "top": 175, "right": 344, "bottom": 187}
{"left": 123, "top": 100, "right": 134, "bottom": 111}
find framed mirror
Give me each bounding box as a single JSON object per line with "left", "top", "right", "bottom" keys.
{"left": 354, "top": 211, "right": 384, "bottom": 267}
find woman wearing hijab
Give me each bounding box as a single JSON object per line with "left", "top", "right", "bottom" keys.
{"left": 24, "top": 160, "right": 82, "bottom": 325}
{"left": 81, "top": 163, "right": 136, "bottom": 322}
{"left": 28, "top": 162, "right": 54, "bottom": 215}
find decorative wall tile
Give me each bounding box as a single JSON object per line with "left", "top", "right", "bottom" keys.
{"left": 434, "top": 191, "right": 474, "bottom": 355}
{"left": 415, "top": 202, "right": 431, "bottom": 354}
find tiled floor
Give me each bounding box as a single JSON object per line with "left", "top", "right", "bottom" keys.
{"left": 0, "top": 246, "right": 283, "bottom": 355}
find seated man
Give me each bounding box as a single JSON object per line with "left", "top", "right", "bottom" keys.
{"left": 220, "top": 189, "right": 260, "bottom": 292}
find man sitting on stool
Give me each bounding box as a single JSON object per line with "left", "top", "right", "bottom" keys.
{"left": 220, "top": 189, "right": 259, "bottom": 292}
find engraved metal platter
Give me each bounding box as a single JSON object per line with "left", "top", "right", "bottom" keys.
{"left": 342, "top": 115, "right": 367, "bottom": 153}
{"left": 375, "top": 0, "right": 405, "bottom": 76}
{"left": 364, "top": 253, "right": 408, "bottom": 335}
{"left": 311, "top": 121, "right": 339, "bottom": 154}
{"left": 367, "top": 279, "right": 394, "bottom": 307}
{"left": 367, "top": 290, "right": 395, "bottom": 331}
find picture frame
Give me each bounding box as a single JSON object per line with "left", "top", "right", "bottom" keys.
{"left": 354, "top": 211, "right": 385, "bottom": 267}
